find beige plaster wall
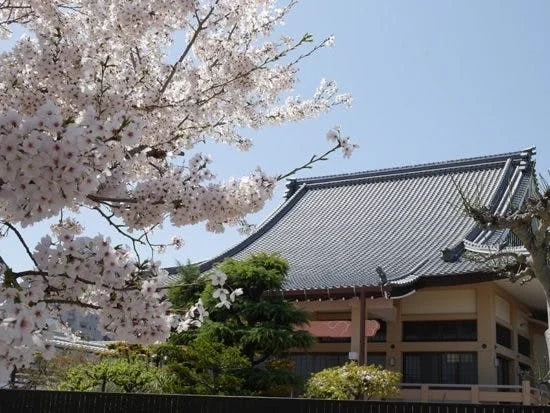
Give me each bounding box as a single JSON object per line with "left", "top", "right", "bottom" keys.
{"left": 295, "top": 282, "right": 545, "bottom": 386}
{"left": 401, "top": 289, "right": 477, "bottom": 315}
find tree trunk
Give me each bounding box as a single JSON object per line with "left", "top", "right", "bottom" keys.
{"left": 537, "top": 270, "right": 550, "bottom": 374}
{"left": 546, "top": 298, "right": 550, "bottom": 373}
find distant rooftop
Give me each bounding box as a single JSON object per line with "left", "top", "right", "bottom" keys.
{"left": 184, "top": 148, "right": 536, "bottom": 299}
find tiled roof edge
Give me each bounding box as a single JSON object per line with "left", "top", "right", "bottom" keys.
{"left": 389, "top": 270, "right": 502, "bottom": 297}
{"left": 285, "top": 148, "right": 536, "bottom": 199}
{"left": 463, "top": 239, "right": 529, "bottom": 255}
{"left": 196, "top": 184, "right": 309, "bottom": 273}
{"left": 442, "top": 150, "right": 535, "bottom": 262}
{"left": 48, "top": 338, "right": 109, "bottom": 352}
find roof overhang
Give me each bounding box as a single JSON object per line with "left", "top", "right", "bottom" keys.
{"left": 270, "top": 271, "right": 503, "bottom": 302}
{"left": 265, "top": 285, "right": 389, "bottom": 301}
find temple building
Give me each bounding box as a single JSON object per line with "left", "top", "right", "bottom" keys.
{"left": 197, "top": 147, "right": 548, "bottom": 393}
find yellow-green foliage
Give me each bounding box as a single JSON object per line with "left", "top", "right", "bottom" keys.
{"left": 304, "top": 362, "right": 401, "bottom": 400}
{"left": 58, "top": 358, "right": 164, "bottom": 393}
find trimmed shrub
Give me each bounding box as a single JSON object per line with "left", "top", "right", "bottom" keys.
{"left": 303, "top": 362, "right": 401, "bottom": 400}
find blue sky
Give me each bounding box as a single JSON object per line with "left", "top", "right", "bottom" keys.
{"left": 2, "top": 1, "right": 550, "bottom": 271}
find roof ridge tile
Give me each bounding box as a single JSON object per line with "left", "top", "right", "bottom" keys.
{"left": 285, "top": 148, "right": 535, "bottom": 199}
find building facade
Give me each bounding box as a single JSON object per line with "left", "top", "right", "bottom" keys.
{"left": 293, "top": 281, "right": 547, "bottom": 387}
{"left": 189, "top": 147, "right": 548, "bottom": 390}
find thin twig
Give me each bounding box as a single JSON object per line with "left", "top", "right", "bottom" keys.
{"left": 157, "top": 1, "right": 219, "bottom": 99}
{"left": 40, "top": 298, "right": 101, "bottom": 310}
{"left": 277, "top": 143, "right": 341, "bottom": 181}
{"left": 1, "top": 221, "right": 39, "bottom": 267}
{"left": 93, "top": 206, "right": 145, "bottom": 246}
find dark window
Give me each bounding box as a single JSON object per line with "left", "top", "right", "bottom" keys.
{"left": 290, "top": 352, "right": 386, "bottom": 379}
{"left": 402, "top": 320, "right": 477, "bottom": 342}
{"left": 367, "top": 352, "right": 386, "bottom": 368}
{"left": 518, "top": 335, "right": 531, "bottom": 357}
{"left": 289, "top": 352, "right": 349, "bottom": 377}
{"left": 403, "top": 352, "right": 477, "bottom": 384}
{"left": 496, "top": 324, "right": 512, "bottom": 348}
{"left": 368, "top": 320, "right": 387, "bottom": 342}
{"left": 496, "top": 356, "right": 511, "bottom": 385}
{"left": 519, "top": 363, "right": 532, "bottom": 382}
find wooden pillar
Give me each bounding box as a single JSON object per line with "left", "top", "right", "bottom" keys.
{"left": 350, "top": 303, "right": 360, "bottom": 357}
{"left": 470, "top": 385, "right": 480, "bottom": 403}
{"left": 420, "top": 384, "right": 429, "bottom": 401}
{"left": 359, "top": 289, "right": 366, "bottom": 365}
{"left": 477, "top": 284, "right": 497, "bottom": 385}
{"left": 522, "top": 380, "right": 531, "bottom": 405}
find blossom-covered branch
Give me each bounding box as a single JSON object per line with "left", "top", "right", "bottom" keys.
{"left": 0, "top": 0, "right": 356, "bottom": 384}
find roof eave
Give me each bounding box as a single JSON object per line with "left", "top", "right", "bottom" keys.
{"left": 389, "top": 270, "right": 502, "bottom": 298}
{"left": 265, "top": 285, "right": 389, "bottom": 301}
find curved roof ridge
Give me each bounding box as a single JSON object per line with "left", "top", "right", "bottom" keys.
{"left": 463, "top": 239, "right": 528, "bottom": 255}
{"left": 285, "top": 147, "right": 536, "bottom": 199}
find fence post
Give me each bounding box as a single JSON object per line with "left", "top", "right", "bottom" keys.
{"left": 420, "top": 384, "right": 429, "bottom": 402}
{"left": 522, "top": 380, "right": 531, "bottom": 406}
{"left": 470, "top": 385, "right": 479, "bottom": 404}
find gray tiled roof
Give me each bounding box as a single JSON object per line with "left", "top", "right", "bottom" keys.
{"left": 197, "top": 148, "right": 536, "bottom": 295}
{"left": 48, "top": 337, "right": 109, "bottom": 352}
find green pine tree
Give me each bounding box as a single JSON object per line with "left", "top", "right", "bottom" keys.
{"left": 169, "top": 253, "right": 315, "bottom": 395}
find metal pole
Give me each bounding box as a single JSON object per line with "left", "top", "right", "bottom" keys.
{"left": 359, "top": 288, "right": 366, "bottom": 365}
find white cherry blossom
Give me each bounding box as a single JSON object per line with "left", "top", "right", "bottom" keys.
{"left": 211, "top": 269, "right": 228, "bottom": 287}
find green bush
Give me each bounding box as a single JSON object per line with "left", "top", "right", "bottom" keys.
{"left": 58, "top": 358, "right": 164, "bottom": 393}
{"left": 303, "top": 362, "right": 401, "bottom": 400}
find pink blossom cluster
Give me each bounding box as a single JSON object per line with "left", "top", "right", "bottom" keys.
{"left": 33, "top": 231, "right": 174, "bottom": 342}
{"left": 0, "top": 0, "right": 354, "bottom": 384}
{"left": 0, "top": 278, "right": 56, "bottom": 382}
{"left": 116, "top": 155, "right": 277, "bottom": 231}
{"left": 0, "top": 103, "right": 138, "bottom": 225}
{"left": 1, "top": 229, "right": 235, "bottom": 380}
{"left": 326, "top": 127, "right": 359, "bottom": 158}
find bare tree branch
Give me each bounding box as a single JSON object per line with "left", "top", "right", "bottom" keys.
{"left": 11, "top": 270, "right": 48, "bottom": 278}
{"left": 40, "top": 298, "right": 101, "bottom": 310}
{"left": 87, "top": 194, "right": 138, "bottom": 204}
{"left": 277, "top": 142, "right": 342, "bottom": 181}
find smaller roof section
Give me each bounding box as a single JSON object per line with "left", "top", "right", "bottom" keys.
{"left": 199, "top": 148, "right": 536, "bottom": 298}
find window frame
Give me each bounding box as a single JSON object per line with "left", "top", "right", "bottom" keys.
{"left": 496, "top": 323, "right": 512, "bottom": 348}
{"left": 517, "top": 334, "right": 531, "bottom": 357}
{"left": 402, "top": 320, "right": 477, "bottom": 342}
{"left": 403, "top": 352, "right": 478, "bottom": 384}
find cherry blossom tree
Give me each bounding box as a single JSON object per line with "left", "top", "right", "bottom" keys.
{"left": 0, "top": 0, "right": 356, "bottom": 384}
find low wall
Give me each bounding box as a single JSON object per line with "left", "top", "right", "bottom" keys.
{"left": 0, "top": 389, "right": 548, "bottom": 413}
